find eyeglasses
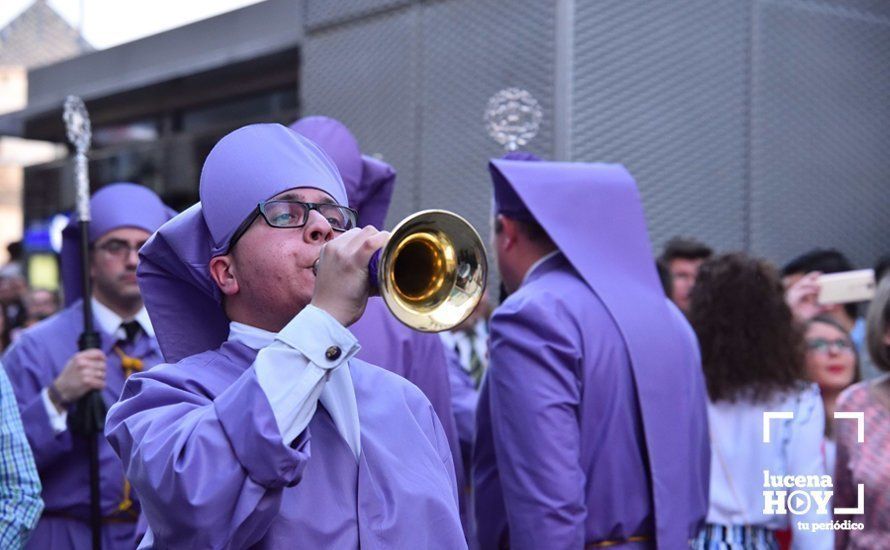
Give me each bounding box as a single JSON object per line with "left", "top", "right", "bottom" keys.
{"left": 93, "top": 239, "right": 146, "bottom": 258}
{"left": 805, "top": 338, "right": 853, "bottom": 354}
{"left": 229, "top": 200, "right": 358, "bottom": 249}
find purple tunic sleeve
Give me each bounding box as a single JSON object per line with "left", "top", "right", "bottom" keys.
{"left": 2, "top": 334, "right": 74, "bottom": 470}
{"left": 486, "top": 297, "right": 585, "bottom": 549}
{"left": 105, "top": 357, "right": 311, "bottom": 548}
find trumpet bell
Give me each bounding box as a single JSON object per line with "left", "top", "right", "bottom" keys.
{"left": 377, "top": 210, "right": 487, "bottom": 332}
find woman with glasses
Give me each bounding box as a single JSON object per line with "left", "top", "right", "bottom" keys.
{"left": 803, "top": 316, "right": 859, "bottom": 475}
{"left": 689, "top": 253, "right": 831, "bottom": 550}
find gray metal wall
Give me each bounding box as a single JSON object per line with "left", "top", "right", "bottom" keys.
{"left": 749, "top": 0, "right": 890, "bottom": 266}
{"left": 302, "top": 0, "right": 555, "bottom": 247}
{"left": 302, "top": 0, "right": 889, "bottom": 269}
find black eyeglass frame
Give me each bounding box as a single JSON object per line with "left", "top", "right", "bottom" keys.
{"left": 228, "top": 200, "right": 358, "bottom": 250}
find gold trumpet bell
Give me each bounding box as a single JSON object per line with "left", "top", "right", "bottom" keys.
{"left": 377, "top": 210, "right": 488, "bottom": 332}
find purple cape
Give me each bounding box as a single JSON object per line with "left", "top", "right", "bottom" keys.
{"left": 479, "top": 159, "right": 710, "bottom": 549}
{"left": 60, "top": 182, "right": 174, "bottom": 307}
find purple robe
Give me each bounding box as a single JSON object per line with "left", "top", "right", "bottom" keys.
{"left": 444, "top": 343, "right": 477, "bottom": 473}
{"left": 105, "top": 340, "right": 466, "bottom": 549}
{"left": 476, "top": 158, "right": 710, "bottom": 549}
{"left": 350, "top": 298, "right": 468, "bottom": 520}
{"left": 1, "top": 301, "right": 163, "bottom": 549}
{"left": 126, "top": 124, "right": 465, "bottom": 547}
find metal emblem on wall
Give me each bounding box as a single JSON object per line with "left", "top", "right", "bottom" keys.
{"left": 484, "top": 88, "right": 542, "bottom": 151}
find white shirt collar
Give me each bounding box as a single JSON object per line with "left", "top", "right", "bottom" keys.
{"left": 520, "top": 250, "right": 561, "bottom": 288}
{"left": 228, "top": 321, "right": 275, "bottom": 349}
{"left": 91, "top": 297, "right": 155, "bottom": 340}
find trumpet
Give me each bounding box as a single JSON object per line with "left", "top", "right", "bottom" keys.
{"left": 369, "top": 210, "right": 487, "bottom": 332}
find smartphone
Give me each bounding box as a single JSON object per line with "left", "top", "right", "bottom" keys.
{"left": 817, "top": 269, "right": 876, "bottom": 305}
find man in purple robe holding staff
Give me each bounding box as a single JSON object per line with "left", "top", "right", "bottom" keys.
{"left": 473, "top": 154, "right": 710, "bottom": 549}
{"left": 105, "top": 124, "right": 465, "bottom": 548}
{"left": 2, "top": 183, "right": 173, "bottom": 549}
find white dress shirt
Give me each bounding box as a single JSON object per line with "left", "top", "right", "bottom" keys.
{"left": 228, "top": 305, "right": 363, "bottom": 460}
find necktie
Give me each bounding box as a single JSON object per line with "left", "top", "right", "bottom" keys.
{"left": 120, "top": 320, "right": 142, "bottom": 345}
{"left": 114, "top": 320, "right": 144, "bottom": 517}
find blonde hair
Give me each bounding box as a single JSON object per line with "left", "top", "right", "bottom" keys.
{"left": 866, "top": 276, "right": 890, "bottom": 372}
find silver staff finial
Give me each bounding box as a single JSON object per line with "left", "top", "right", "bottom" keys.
{"left": 484, "top": 88, "right": 542, "bottom": 151}
{"left": 63, "top": 95, "right": 92, "bottom": 222}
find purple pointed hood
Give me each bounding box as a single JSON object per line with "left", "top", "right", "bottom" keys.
{"left": 60, "top": 182, "right": 174, "bottom": 307}
{"left": 290, "top": 116, "right": 396, "bottom": 229}
{"left": 137, "top": 123, "right": 347, "bottom": 362}
{"left": 491, "top": 151, "right": 540, "bottom": 222}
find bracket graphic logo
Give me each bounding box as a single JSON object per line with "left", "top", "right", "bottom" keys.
{"left": 760, "top": 411, "right": 865, "bottom": 532}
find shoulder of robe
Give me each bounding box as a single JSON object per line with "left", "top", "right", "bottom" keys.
{"left": 2, "top": 305, "right": 81, "bottom": 368}
{"left": 15, "top": 304, "right": 82, "bottom": 347}
{"left": 349, "top": 358, "right": 432, "bottom": 410}
{"left": 128, "top": 348, "right": 239, "bottom": 395}
{"left": 496, "top": 268, "right": 608, "bottom": 331}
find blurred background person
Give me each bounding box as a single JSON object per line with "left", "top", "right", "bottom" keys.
{"left": 440, "top": 290, "right": 491, "bottom": 490}
{"left": 441, "top": 290, "right": 491, "bottom": 389}
{"left": 803, "top": 316, "right": 859, "bottom": 474}
{"left": 21, "top": 289, "right": 59, "bottom": 326}
{"left": 8, "top": 289, "right": 61, "bottom": 344}
{"left": 0, "top": 362, "right": 43, "bottom": 547}
{"left": 689, "top": 253, "right": 831, "bottom": 550}
{"left": 781, "top": 249, "right": 863, "bottom": 344}
{"left": 834, "top": 276, "right": 890, "bottom": 549}
{"left": 658, "top": 236, "right": 713, "bottom": 314}
{"left": 874, "top": 255, "right": 890, "bottom": 284}
{"left": 0, "top": 266, "right": 27, "bottom": 337}
{"left": 0, "top": 305, "right": 9, "bottom": 354}
{"left": 782, "top": 248, "right": 880, "bottom": 380}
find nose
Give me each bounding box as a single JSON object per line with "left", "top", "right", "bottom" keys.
{"left": 828, "top": 342, "right": 845, "bottom": 356}
{"left": 303, "top": 209, "right": 334, "bottom": 244}
{"left": 125, "top": 245, "right": 140, "bottom": 267}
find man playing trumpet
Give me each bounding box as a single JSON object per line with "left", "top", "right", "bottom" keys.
{"left": 105, "top": 124, "right": 465, "bottom": 548}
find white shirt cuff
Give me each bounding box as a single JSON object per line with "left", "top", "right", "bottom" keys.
{"left": 41, "top": 387, "right": 68, "bottom": 434}
{"left": 254, "top": 305, "right": 360, "bottom": 444}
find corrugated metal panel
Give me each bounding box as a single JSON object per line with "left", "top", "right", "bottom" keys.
{"left": 418, "top": 0, "right": 555, "bottom": 243}
{"left": 572, "top": 1, "right": 750, "bottom": 255}
{"left": 750, "top": 0, "right": 890, "bottom": 267}
{"left": 302, "top": 6, "right": 420, "bottom": 227}
{"left": 304, "top": 0, "right": 411, "bottom": 30}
